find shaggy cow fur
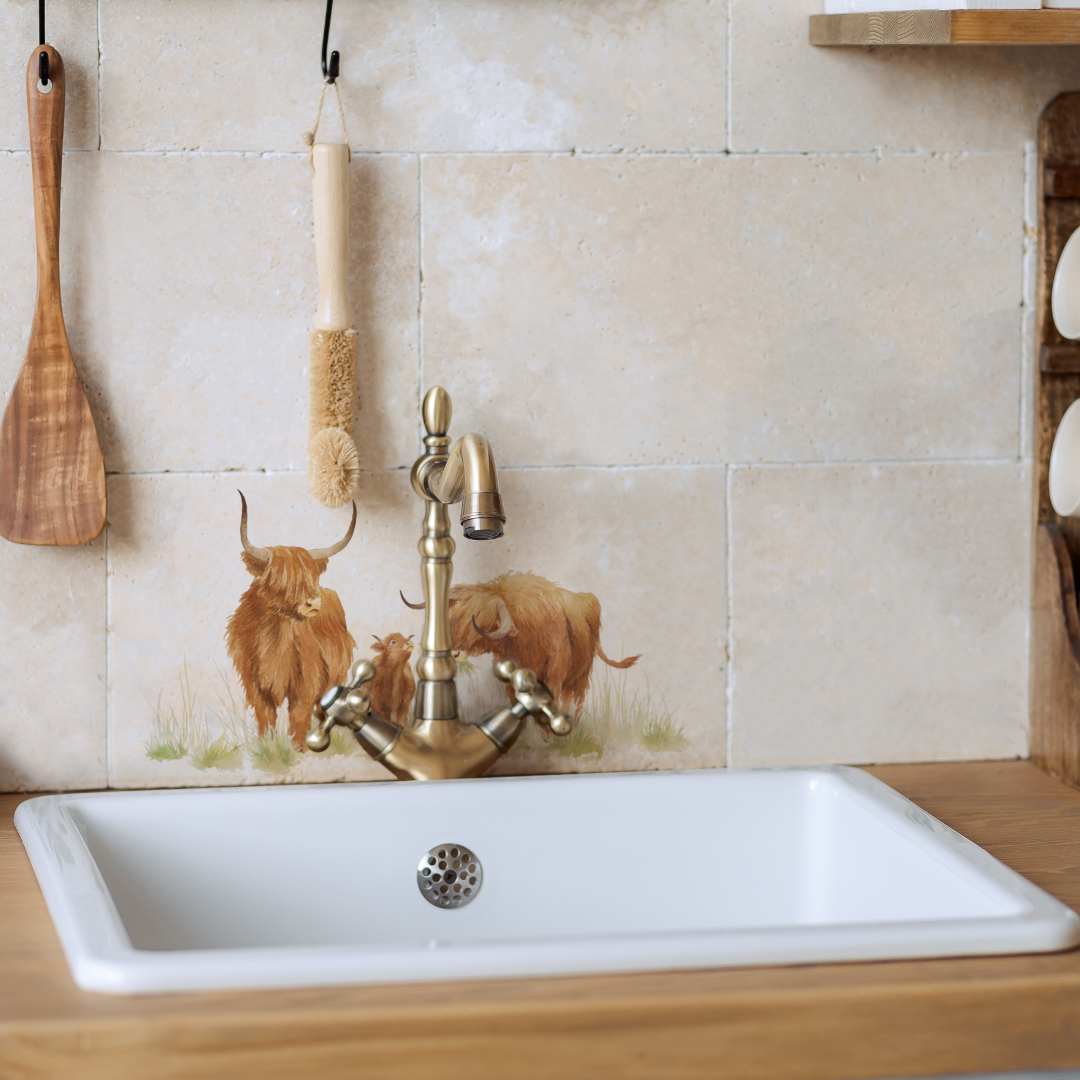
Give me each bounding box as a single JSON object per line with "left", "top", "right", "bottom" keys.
{"left": 442, "top": 571, "right": 640, "bottom": 714}
{"left": 368, "top": 633, "right": 415, "bottom": 726}
{"left": 227, "top": 545, "right": 356, "bottom": 749}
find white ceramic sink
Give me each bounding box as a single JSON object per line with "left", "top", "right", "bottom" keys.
{"left": 15, "top": 767, "right": 1080, "bottom": 994}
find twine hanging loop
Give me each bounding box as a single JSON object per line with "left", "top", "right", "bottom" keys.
{"left": 303, "top": 77, "right": 351, "bottom": 162}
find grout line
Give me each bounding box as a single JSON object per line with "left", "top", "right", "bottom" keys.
{"left": 1020, "top": 140, "right": 1038, "bottom": 465}
{"left": 0, "top": 146, "right": 1022, "bottom": 161}
{"left": 725, "top": 462, "right": 735, "bottom": 768}
{"left": 98, "top": 0, "right": 107, "bottom": 788}
{"left": 417, "top": 153, "right": 425, "bottom": 451}
{"left": 722, "top": 457, "right": 1022, "bottom": 470}
{"left": 105, "top": 457, "right": 1025, "bottom": 479}
{"left": 96, "top": 0, "right": 103, "bottom": 152}
{"left": 105, "top": 467, "right": 347, "bottom": 477}
{"left": 502, "top": 456, "right": 1024, "bottom": 470}
{"left": 726, "top": 0, "right": 734, "bottom": 154}
{"left": 1021, "top": 139, "right": 1039, "bottom": 749}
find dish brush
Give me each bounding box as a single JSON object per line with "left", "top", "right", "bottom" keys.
{"left": 306, "top": 133, "right": 359, "bottom": 508}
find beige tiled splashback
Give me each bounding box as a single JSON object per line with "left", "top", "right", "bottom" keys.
{"left": 0, "top": 0, "right": 1061, "bottom": 791}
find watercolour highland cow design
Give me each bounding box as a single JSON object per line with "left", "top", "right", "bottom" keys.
{"left": 142, "top": 486, "right": 693, "bottom": 783}
{"left": 224, "top": 493, "right": 357, "bottom": 749}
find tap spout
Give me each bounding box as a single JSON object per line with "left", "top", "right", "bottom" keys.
{"left": 411, "top": 387, "right": 505, "bottom": 540}
{"left": 427, "top": 432, "right": 505, "bottom": 540}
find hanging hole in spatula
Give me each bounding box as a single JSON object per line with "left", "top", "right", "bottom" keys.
{"left": 36, "top": 51, "right": 51, "bottom": 94}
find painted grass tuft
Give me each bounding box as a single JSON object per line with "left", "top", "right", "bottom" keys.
{"left": 248, "top": 722, "right": 298, "bottom": 774}
{"left": 199, "top": 665, "right": 298, "bottom": 773}
{"left": 188, "top": 732, "right": 244, "bottom": 771}
{"left": 328, "top": 727, "right": 358, "bottom": 756}
{"left": 552, "top": 723, "right": 605, "bottom": 760}
{"left": 144, "top": 666, "right": 201, "bottom": 762}
{"left": 638, "top": 714, "right": 690, "bottom": 752}
{"left": 147, "top": 662, "right": 289, "bottom": 773}
{"left": 145, "top": 701, "right": 188, "bottom": 761}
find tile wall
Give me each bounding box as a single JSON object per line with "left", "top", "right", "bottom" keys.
{"left": 0, "top": 0, "right": 1067, "bottom": 791}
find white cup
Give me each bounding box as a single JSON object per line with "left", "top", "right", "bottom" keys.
{"left": 1050, "top": 399, "right": 1080, "bottom": 517}
{"left": 1052, "top": 227, "right": 1080, "bottom": 340}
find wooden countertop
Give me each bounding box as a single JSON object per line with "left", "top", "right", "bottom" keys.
{"left": 4, "top": 761, "right": 1080, "bottom": 1079}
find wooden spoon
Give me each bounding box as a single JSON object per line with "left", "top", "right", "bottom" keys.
{"left": 0, "top": 45, "right": 105, "bottom": 546}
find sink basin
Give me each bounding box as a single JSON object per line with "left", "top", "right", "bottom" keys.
{"left": 16, "top": 767, "right": 1080, "bottom": 994}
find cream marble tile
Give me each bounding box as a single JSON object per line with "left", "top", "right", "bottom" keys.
{"left": 0, "top": 537, "right": 106, "bottom": 792}
{"left": 51, "top": 151, "right": 417, "bottom": 474}
{"left": 0, "top": 0, "right": 98, "bottom": 151}
{"left": 452, "top": 465, "right": 728, "bottom": 774}
{"left": 100, "top": 0, "right": 725, "bottom": 152}
{"left": 728, "top": 463, "right": 1030, "bottom": 767}
{"left": 107, "top": 471, "right": 419, "bottom": 788}
{"left": 422, "top": 152, "right": 1022, "bottom": 467}
{"left": 733, "top": 0, "right": 1080, "bottom": 153}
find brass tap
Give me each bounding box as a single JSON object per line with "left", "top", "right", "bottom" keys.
{"left": 306, "top": 387, "right": 573, "bottom": 780}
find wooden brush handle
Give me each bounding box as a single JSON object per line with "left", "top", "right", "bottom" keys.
{"left": 28, "top": 45, "right": 64, "bottom": 317}
{"left": 312, "top": 143, "right": 351, "bottom": 331}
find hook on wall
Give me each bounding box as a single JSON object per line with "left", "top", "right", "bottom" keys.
{"left": 321, "top": 0, "right": 340, "bottom": 83}
{"left": 38, "top": 0, "right": 49, "bottom": 85}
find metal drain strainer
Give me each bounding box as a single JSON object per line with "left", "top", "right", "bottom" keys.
{"left": 417, "top": 843, "right": 482, "bottom": 908}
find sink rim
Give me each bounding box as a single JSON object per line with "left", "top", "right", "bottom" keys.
{"left": 16, "top": 766, "right": 1080, "bottom": 995}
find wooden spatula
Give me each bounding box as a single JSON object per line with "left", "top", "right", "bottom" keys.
{"left": 0, "top": 45, "right": 105, "bottom": 546}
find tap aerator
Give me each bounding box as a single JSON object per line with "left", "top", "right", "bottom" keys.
{"left": 463, "top": 523, "right": 503, "bottom": 540}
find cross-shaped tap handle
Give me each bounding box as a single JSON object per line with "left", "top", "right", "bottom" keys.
{"left": 306, "top": 657, "right": 378, "bottom": 751}
{"left": 493, "top": 657, "right": 573, "bottom": 736}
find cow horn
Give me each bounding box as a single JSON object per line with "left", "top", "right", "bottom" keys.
{"left": 309, "top": 501, "right": 358, "bottom": 560}
{"left": 238, "top": 491, "right": 270, "bottom": 563}
{"left": 473, "top": 598, "right": 513, "bottom": 641}
{"left": 400, "top": 591, "right": 425, "bottom": 610}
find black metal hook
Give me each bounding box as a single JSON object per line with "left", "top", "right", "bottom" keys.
{"left": 38, "top": 0, "right": 49, "bottom": 85}
{"left": 320, "top": 0, "right": 339, "bottom": 83}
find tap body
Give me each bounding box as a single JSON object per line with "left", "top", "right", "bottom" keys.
{"left": 307, "top": 387, "right": 572, "bottom": 780}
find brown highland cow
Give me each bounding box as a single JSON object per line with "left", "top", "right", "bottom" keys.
{"left": 226, "top": 492, "right": 357, "bottom": 749}
{"left": 368, "top": 633, "right": 415, "bottom": 726}
{"left": 404, "top": 571, "right": 640, "bottom": 714}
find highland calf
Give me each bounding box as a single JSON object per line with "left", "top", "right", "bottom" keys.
{"left": 368, "top": 633, "right": 416, "bottom": 726}
{"left": 404, "top": 571, "right": 640, "bottom": 714}
{"left": 226, "top": 492, "right": 357, "bottom": 750}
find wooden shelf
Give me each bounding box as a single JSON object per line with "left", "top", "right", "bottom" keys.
{"left": 811, "top": 10, "right": 1080, "bottom": 46}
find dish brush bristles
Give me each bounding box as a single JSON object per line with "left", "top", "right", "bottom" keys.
{"left": 308, "top": 328, "right": 359, "bottom": 508}
{"left": 309, "top": 426, "right": 360, "bottom": 508}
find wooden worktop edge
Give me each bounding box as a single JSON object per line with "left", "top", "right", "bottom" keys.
{"left": 4, "top": 972, "right": 1080, "bottom": 1080}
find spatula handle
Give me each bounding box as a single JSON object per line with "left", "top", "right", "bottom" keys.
{"left": 26, "top": 45, "right": 64, "bottom": 312}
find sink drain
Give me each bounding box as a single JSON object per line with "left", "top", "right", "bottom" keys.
{"left": 417, "top": 844, "right": 482, "bottom": 908}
